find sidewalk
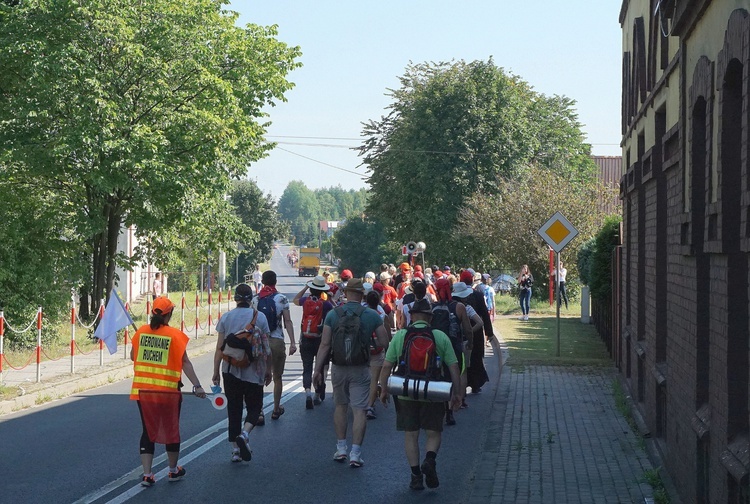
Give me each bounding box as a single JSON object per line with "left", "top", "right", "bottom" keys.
{"left": 469, "top": 339, "right": 658, "bottom": 504}
{"left": 0, "top": 325, "right": 220, "bottom": 416}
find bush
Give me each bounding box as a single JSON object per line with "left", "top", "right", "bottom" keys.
{"left": 577, "top": 237, "right": 595, "bottom": 286}
{"left": 589, "top": 216, "right": 622, "bottom": 303}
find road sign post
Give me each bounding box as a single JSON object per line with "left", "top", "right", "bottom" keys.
{"left": 538, "top": 212, "right": 579, "bottom": 357}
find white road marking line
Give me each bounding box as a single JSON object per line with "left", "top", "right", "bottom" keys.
{"left": 74, "top": 378, "right": 305, "bottom": 504}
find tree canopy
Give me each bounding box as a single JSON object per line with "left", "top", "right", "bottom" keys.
{"left": 277, "top": 181, "right": 368, "bottom": 246}
{"left": 0, "top": 0, "right": 301, "bottom": 315}
{"left": 360, "top": 59, "right": 598, "bottom": 265}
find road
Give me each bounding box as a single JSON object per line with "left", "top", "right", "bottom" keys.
{"left": 0, "top": 245, "right": 500, "bottom": 504}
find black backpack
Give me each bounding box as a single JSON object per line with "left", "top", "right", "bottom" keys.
{"left": 431, "top": 301, "right": 461, "bottom": 344}
{"left": 330, "top": 305, "right": 369, "bottom": 366}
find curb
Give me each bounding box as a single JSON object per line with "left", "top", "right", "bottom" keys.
{"left": 0, "top": 338, "right": 218, "bottom": 417}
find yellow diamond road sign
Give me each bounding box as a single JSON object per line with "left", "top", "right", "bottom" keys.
{"left": 538, "top": 212, "right": 579, "bottom": 252}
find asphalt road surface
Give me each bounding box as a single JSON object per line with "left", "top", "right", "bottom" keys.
{"left": 0, "top": 245, "right": 499, "bottom": 504}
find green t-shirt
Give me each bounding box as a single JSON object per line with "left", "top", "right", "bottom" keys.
{"left": 385, "top": 321, "right": 458, "bottom": 366}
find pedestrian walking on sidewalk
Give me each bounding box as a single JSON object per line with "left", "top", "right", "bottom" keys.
{"left": 130, "top": 296, "right": 206, "bottom": 487}
{"left": 313, "top": 278, "right": 390, "bottom": 468}
{"left": 378, "top": 298, "right": 462, "bottom": 491}
{"left": 212, "top": 284, "right": 272, "bottom": 463}
{"left": 253, "top": 270, "right": 296, "bottom": 422}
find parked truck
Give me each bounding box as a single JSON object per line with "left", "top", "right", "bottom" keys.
{"left": 298, "top": 248, "right": 321, "bottom": 277}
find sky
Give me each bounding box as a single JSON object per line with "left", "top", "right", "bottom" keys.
{"left": 229, "top": 1, "right": 623, "bottom": 200}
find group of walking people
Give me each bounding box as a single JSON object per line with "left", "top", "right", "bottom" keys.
{"left": 128, "top": 260, "right": 498, "bottom": 492}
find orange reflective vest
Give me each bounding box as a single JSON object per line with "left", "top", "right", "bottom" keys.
{"left": 130, "top": 324, "right": 189, "bottom": 400}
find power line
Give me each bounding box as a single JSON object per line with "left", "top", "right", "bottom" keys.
{"left": 275, "top": 147, "right": 366, "bottom": 177}
{"left": 267, "top": 135, "right": 362, "bottom": 141}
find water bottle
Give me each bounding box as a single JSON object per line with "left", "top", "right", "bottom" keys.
{"left": 436, "top": 356, "right": 441, "bottom": 369}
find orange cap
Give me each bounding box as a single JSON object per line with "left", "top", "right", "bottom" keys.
{"left": 152, "top": 296, "right": 175, "bottom": 315}
{"left": 399, "top": 262, "right": 411, "bottom": 271}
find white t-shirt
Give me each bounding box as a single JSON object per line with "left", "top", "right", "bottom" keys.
{"left": 252, "top": 270, "right": 263, "bottom": 285}
{"left": 553, "top": 267, "right": 568, "bottom": 282}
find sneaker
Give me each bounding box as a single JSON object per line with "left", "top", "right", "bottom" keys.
{"left": 349, "top": 451, "right": 364, "bottom": 468}
{"left": 421, "top": 458, "right": 439, "bottom": 488}
{"left": 141, "top": 474, "right": 155, "bottom": 487}
{"left": 313, "top": 393, "right": 322, "bottom": 406}
{"left": 320, "top": 385, "right": 326, "bottom": 402}
{"left": 231, "top": 449, "right": 242, "bottom": 463}
{"left": 410, "top": 473, "right": 425, "bottom": 491}
{"left": 333, "top": 446, "right": 348, "bottom": 462}
{"left": 306, "top": 396, "right": 314, "bottom": 410}
{"left": 445, "top": 410, "right": 456, "bottom": 426}
{"left": 168, "top": 466, "right": 186, "bottom": 482}
{"left": 236, "top": 433, "right": 252, "bottom": 461}
{"left": 524, "top": 315, "right": 529, "bottom": 321}
{"left": 366, "top": 406, "right": 377, "bottom": 420}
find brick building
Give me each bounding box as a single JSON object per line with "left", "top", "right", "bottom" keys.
{"left": 620, "top": 1, "right": 750, "bottom": 501}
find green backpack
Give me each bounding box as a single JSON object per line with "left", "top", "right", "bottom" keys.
{"left": 330, "top": 304, "right": 369, "bottom": 366}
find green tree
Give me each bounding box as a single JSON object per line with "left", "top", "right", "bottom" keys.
{"left": 229, "top": 179, "right": 288, "bottom": 280}
{"left": 0, "top": 0, "right": 301, "bottom": 314}
{"left": 360, "top": 59, "right": 597, "bottom": 265}
{"left": 459, "top": 165, "right": 618, "bottom": 297}
{"left": 278, "top": 181, "right": 321, "bottom": 245}
{"left": 331, "top": 216, "right": 400, "bottom": 276}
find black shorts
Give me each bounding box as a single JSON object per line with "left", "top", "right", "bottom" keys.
{"left": 394, "top": 397, "right": 444, "bottom": 432}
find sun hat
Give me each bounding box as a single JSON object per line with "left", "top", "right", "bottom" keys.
{"left": 340, "top": 269, "right": 353, "bottom": 280}
{"left": 306, "top": 275, "right": 330, "bottom": 291}
{"left": 452, "top": 281, "right": 474, "bottom": 299}
{"left": 364, "top": 271, "right": 376, "bottom": 280}
{"left": 343, "top": 278, "right": 366, "bottom": 293}
{"left": 152, "top": 296, "right": 175, "bottom": 315}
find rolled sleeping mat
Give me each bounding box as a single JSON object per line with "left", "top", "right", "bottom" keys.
{"left": 386, "top": 375, "right": 452, "bottom": 402}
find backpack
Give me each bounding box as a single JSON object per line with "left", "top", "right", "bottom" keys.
{"left": 221, "top": 310, "right": 259, "bottom": 369}
{"left": 394, "top": 325, "right": 442, "bottom": 381}
{"left": 330, "top": 304, "right": 369, "bottom": 366}
{"left": 431, "top": 301, "right": 461, "bottom": 344}
{"left": 257, "top": 294, "right": 278, "bottom": 332}
{"left": 301, "top": 296, "right": 325, "bottom": 338}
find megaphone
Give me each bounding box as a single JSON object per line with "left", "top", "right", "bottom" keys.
{"left": 405, "top": 241, "right": 418, "bottom": 254}
{"left": 416, "top": 241, "right": 426, "bottom": 253}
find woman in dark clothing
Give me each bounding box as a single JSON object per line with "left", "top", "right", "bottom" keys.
{"left": 452, "top": 278, "right": 489, "bottom": 394}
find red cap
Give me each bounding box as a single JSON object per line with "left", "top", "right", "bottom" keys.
{"left": 372, "top": 283, "right": 384, "bottom": 293}
{"left": 434, "top": 270, "right": 444, "bottom": 278}
{"left": 459, "top": 270, "right": 474, "bottom": 284}
{"left": 414, "top": 271, "right": 425, "bottom": 280}
{"left": 414, "top": 264, "right": 423, "bottom": 272}
{"left": 340, "top": 269, "right": 353, "bottom": 280}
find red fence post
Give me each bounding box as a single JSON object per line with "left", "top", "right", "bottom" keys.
{"left": 123, "top": 302, "right": 130, "bottom": 360}
{"left": 36, "top": 306, "right": 42, "bottom": 382}
{"left": 548, "top": 247, "right": 554, "bottom": 306}
{"left": 0, "top": 310, "right": 4, "bottom": 380}
{"left": 70, "top": 301, "right": 76, "bottom": 373}
{"left": 180, "top": 293, "right": 186, "bottom": 333}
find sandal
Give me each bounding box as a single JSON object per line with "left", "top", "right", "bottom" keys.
{"left": 271, "top": 406, "right": 285, "bottom": 420}
{"left": 256, "top": 413, "right": 265, "bottom": 426}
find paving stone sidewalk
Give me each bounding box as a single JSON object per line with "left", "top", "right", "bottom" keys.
{"left": 468, "top": 361, "right": 656, "bottom": 504}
